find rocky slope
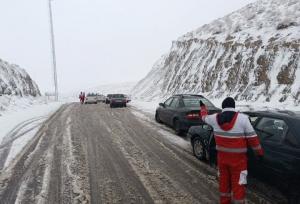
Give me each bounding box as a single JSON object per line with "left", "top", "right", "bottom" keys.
{"left": 132, "top": 0, "right": 300, "bottom": 105}
{"left": 0, "top": 58, "right": 40, "bottom": 97}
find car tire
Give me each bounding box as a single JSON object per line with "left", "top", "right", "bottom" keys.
{"left": 173, "top": 119, "right": 183, "bottom": 136}
{"left": 155, "top": 112, "right": 162, "bottom": 123}
{"left": 110, "top": 104, "right": 113, "bottom": 108}
{"left": 192, "top": 137, "right": 206, "bottom": 161}
{"left": 124, "top": 103, "right": 127, "bottom": 107}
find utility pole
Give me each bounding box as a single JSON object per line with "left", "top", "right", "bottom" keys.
{"left": 48, "top": 0, "right": 58, "bottom": 101}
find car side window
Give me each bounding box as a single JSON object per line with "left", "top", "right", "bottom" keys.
{"left": 170, "top": 98, "right": 179, "bottom": 108}
{"left": 164, "top": 98, "right": 173, "bottom": 107}
{"left": 249, "top": 116, "right": 259, "bottom": 125}
{"left": 284, "top": 131, "right": 299, "bottom": 148}
{"left": 255, "top": 117, "right": 288, "bottom": 143}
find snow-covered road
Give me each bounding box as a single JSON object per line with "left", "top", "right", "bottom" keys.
{"left": 0, "top": 102, "right": 286, "bottom": 204}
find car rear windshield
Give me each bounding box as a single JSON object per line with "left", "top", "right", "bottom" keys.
{"left": 183, "top": 97, "right": 214, "bottom": 108}
{"left": 111, "top": 94, "right": 125, "bottom": 98}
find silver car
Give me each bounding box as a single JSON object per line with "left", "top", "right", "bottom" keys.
{"left": 97, "top": 94, "right": 106, "bottom": 103}
{"left": 85, "top": 93, "right": 98, "bottom": 104}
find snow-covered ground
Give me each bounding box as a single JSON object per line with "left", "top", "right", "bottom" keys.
{"left": 0, "top": 96, "right": 65, "bottom": 169}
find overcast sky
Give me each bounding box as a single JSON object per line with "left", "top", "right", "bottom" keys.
{"left": 0, "top": 0, "right": 256, "bottom": 93}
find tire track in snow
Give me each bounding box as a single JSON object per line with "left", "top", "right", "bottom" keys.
{"left": 0, "top": 116, "right": 47, "bottom": 170}
{"left": 103, "top": 107, "right": 218, "bottom": 203}
{"left": 61, "top": 116, "right": 90, "bottom": 204}
{"left": 0, "top": 105, "right": 68, "bottom": 204}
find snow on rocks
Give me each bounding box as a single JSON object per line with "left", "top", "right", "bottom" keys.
{"left": 132, "top": 0, "right": 300, "bottom": 107}
{"left": 0, "top": 58, "right": 40, "bottom": 97}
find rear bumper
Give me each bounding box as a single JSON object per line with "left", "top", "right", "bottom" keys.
{"left": 111, "top": 102, "right": 126, "bottom": 105}
{"left": 180, "top": 119, "right": 203, "bottom": 131}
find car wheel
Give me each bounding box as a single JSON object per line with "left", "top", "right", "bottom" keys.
{"left": 110, "top": 104, "right": 113, "bottom": 108}
{"left": 173, "top": 119, "right": 183, "bottom": 136}
{"left": 192, "top": 137, "right": 206, "bottom": 160}
{"left": 155, "top": 112, "right": 162, "bottom": 123}
{"left": 124, "top": 103, "right": 127, "bottom": 107}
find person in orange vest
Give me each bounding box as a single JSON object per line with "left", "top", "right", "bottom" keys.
{"left": 200, "top": 97, "right": 263, "bottom": 204}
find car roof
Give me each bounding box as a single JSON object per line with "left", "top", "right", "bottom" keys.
{"left": 244, "top": 110, "right": 300, "bottom": 120}
{"left": 173, "top": 94, "right": 204, "bottom": 98}
{"left": 111, "top": 94, "right": 124, "bottom": 96}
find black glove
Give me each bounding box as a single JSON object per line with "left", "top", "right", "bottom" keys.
{"left": 200, "top": 100, "right": 205, "bottom": 107}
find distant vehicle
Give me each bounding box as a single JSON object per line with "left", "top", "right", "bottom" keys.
{"left": 96, "top": 94, "right": 106, "bottom": 103}
{"left": 155, "top": 94, "right": 220, "bottom": 135}
{"left": 187, "top": 110, "right": 300, "bottom": 203}
{"left": 105, "top": 94, "right": 113, "bottom": 104}
{"left": 110, "top": 94, "right": 127, "bottom": 108}
{"left": 85, "top": 93, "right": 98, "bottom": 104}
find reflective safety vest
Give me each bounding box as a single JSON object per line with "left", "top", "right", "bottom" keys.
{"left": 201, "top": 107, "right": 263, "bottom": 155}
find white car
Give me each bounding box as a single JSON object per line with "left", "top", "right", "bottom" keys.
{"left": 85, "top": 93, "right": 98, "bottom": 104}
{"left": 97, "top": 94, "right": 106, "bottom": 103}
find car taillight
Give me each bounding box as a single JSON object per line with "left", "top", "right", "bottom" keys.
{"left": 186, "top": 113, "right": 200, "bottom": 120}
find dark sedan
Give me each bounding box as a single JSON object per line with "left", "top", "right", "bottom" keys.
{"left": 155, "top": 94, "right": 220, "bottom": 135}
{"left": 110, "top": 94, "right": 127, "bottom": 108}
{"left": 187, "top": 110, "right": 300, "bottom": 203}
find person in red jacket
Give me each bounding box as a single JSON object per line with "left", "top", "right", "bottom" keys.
{"left": 79, "top": 92, "right": 83, "bottom": 104}
{"left": 200, "top": 97, "right": 263, "bottom": 204}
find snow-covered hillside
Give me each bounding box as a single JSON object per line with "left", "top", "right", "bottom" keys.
{"left": 132, "top": 0, "right": 300, "bottom": 106}
{"left": 0, "top": 58, "right": 40, "bottom": 97}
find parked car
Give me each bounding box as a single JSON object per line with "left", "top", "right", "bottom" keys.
{"left": 155, "top": 94, "right": 220, "bottom": 135}
{"left": 187, "top": 110, "right": 300, "bottom": 203}
{"left": 124, "top": 94, "right": 131, "bottom": 103}
{"left": 85, "top": 93, "right": 98, "bottom": 104}
{"left": 97, "top": 94, "right": 106, "bottom": 103}
{"left": 105, "top": 94, "right": 113, "bottom": 104}
{"left": 110, "top": 94, "right": 127, "bottom": 108}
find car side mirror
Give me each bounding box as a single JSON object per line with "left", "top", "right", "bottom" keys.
{"left": 159, "top": 103, "right": 165, "bottom": 108}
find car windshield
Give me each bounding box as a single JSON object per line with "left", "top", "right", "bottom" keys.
{"left": 111, "top": 94, "right": 125, "bottom": 98}
{"left": 183, "top": 97, "right": 214, "bottom": 108}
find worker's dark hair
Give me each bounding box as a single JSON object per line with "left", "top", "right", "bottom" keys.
{"left": 222, "top": 97, "right": 235, "bottom": 109}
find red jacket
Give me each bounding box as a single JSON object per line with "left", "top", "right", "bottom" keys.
{"left": 201, "top": 106, "right": 263, "bottom": 155}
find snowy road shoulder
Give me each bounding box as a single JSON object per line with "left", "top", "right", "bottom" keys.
{"left": 0, "top": 100, "right": 64, "bottom": 170}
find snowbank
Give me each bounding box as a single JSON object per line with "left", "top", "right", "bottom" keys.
{"left": 0, "top": 96, "right": 64, "bottom": 168}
